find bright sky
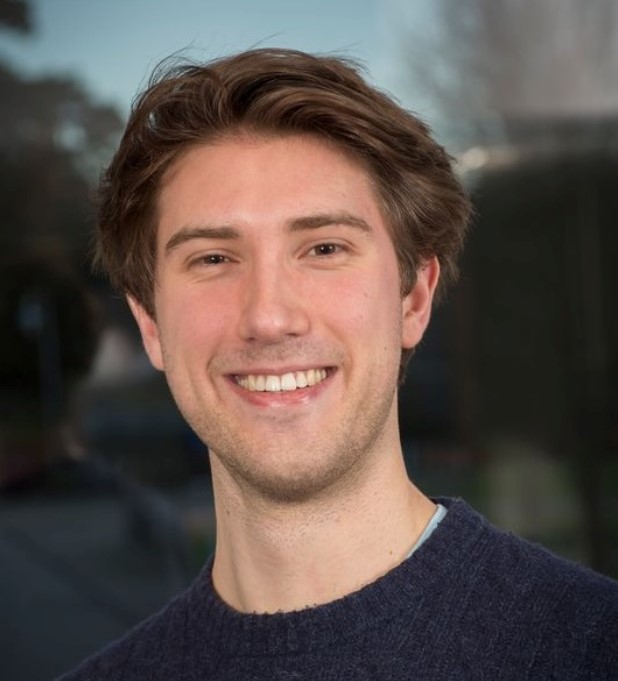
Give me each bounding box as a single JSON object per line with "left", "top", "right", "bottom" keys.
{"left": 0, "top": 0, "right": 438, "bottom": 120}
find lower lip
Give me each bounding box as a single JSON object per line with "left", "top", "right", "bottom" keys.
{"left": 226, "top": 370, "right": 335, "bottom": 407}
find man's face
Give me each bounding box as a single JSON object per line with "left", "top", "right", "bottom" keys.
{"left": 130, "top": 134, "right": 437, "bottom": 503}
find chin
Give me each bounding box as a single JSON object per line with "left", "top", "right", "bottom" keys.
{"left": 215, "top": 448, "right": 365, "bottom": 506}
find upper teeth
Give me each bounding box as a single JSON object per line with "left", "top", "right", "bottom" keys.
{"left": 236, "top": 369, "right": 328, "bottom": 392}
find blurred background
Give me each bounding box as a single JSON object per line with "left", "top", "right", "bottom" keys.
{"left": 0, "top": 0, "right": 616, "bottom": 678}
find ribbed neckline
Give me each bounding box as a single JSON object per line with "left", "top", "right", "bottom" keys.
{"left": 182, "top": 497, "right": 490, "bottom": 658}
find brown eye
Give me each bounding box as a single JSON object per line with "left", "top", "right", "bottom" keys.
{"left": 201, "top": 254, "right": 228, "bottom": 265}
{"left": 187, "top": 253, "right": 232, "bottom": 270}
{"left": 312, "top": 243, "right": 339, "bottom": 256}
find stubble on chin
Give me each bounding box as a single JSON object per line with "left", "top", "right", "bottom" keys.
{"left": 201, "top": 381, "right": 398, "bottom": 508}
{"left": 161, "top": 335, "right": 401, "bottom": 506}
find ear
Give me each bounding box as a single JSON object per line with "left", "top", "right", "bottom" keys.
{"left": 126, "top": 295, "right": 164, "bottom": 371}
{"left": 401, "top": 256, "right": 440, "bottom": 350}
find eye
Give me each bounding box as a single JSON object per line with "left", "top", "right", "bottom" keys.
{"left": 310, "top": 243, "right": 342, "bottom": 257}
{"left": 190, "top": 253, "right": 230, "bottom": 267}
{"left": 203, "top": 254, "right": 228, "bottom": 265}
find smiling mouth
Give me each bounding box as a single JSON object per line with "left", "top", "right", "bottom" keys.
{"left": 234, "top": 368, "right": 330, "bottom": 393}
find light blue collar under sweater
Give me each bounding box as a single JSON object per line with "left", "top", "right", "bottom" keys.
{"left": 406, "top": 502, "right": 447, "bottom": 559}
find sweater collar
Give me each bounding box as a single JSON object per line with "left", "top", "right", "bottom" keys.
{"left": 184, "top": 497, "right": 489, "bottom": 657}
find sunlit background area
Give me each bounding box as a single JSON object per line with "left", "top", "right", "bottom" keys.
{"left": 1, "top": 1, "right": 617, "bottom": 678}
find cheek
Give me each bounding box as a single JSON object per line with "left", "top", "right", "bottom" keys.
{"left": 323, "top": 271, "right": 402, "bottom": 341}
{"left": 156, "top": 286, "right": 229, "bottom": 359}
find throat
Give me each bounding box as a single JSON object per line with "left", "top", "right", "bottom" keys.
{"left": 210, "top": 476, "right": 436, "bottom": 615}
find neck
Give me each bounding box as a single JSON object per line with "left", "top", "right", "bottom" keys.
{"left": 210, "top": 444, "right": 435, "bottom": 614}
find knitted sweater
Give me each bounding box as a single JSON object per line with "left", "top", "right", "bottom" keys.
{"left": 58, "top": 498, "right": 618, "bottom": 680}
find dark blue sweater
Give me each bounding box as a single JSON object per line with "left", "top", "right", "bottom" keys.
{"left": 58, "top": 498, "right": 618, "bottom": 680}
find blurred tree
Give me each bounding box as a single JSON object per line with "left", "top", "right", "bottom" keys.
{"left": 0, "top": 1, "right": 199, "bottom": 493}
{"left": 0, "top": 0, "right": 31, "bottom": 34}
{"left": 0, "top": 64, "right": 123, "bottom": 266}
{"left": 400, "top": 0, "right": 618, "bottom": 145}
{"left": 0, "top": 0, "right": 123, "bottom": 271}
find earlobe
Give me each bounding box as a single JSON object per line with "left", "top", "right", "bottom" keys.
{"left": 401, "top": 257, "right": 440, "bottom": 350}
{"left": 126, "top": 295, "right": 165, "bottom": 371}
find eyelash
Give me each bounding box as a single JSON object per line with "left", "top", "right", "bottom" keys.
{"left": 190, "top": 253, "right": 230, "bottom": 267}
{"left": 187, "top": 242, "right": 347, "bottom": 269}
{"left": 309, "top": 243, "right": 344, "bottom": 257}
{"left": 204, "top": 254, "right": 228, "bottom": 265}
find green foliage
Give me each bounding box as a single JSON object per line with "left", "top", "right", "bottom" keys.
{"left": 0, "top": 58, "right": 124, "bottom": 272}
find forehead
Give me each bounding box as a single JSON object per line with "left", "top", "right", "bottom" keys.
{"left": 156, "top": 133, "right": 386, "bottom": 239}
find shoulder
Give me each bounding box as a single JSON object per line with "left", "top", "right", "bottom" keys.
{"left": 56, "top": 576, "right": 203, "bottom": 681}
{"left": 434, "top": 498, "right": 618, "bottom": 678}
{"left": 438, "top": 497, "right": 618, "bottom": 619}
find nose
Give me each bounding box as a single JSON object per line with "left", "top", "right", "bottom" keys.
{"left": 238, "top": 260, "right": 310, "bottom": 343}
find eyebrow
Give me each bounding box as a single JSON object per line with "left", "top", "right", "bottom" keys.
{"left": 165, "top": 226, "right": 240, "bottom": 255}
{"left": 164, "top": 212, "right": 372, "bottom": 256}
{"left": 288, "top": 212, "right": 372, "bottom": 234}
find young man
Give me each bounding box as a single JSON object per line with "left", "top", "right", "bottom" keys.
{"left": 61, "top": 49, "right": 618, "bottom": 680}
